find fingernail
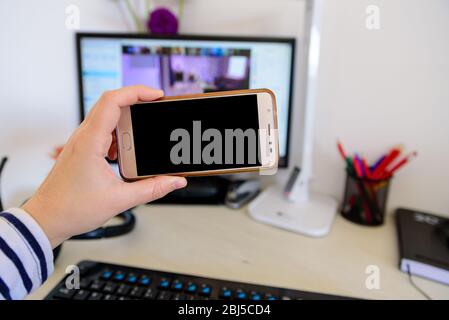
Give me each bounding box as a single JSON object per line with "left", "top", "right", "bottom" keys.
{"left": 173, "top": 178, "right": 187, "bottom": 190}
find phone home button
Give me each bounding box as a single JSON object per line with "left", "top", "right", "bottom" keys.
{"left": 122, "top": 132, "right": 132, "bottom": 151}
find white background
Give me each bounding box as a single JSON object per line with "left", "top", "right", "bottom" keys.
{"left": 0, "top": 0, "right": 448, "bottom": 217}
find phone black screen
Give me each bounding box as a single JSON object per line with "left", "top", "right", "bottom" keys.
{"left": 130, "top": 94, "right": 261, "bottom": 176}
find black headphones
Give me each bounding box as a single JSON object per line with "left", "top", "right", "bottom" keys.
{"left": 0, "top": 156, "right": 136, "bottom": 262}
{"left": 70, "top": 209, "right": 136, "bottom": 240}
{"left": 52, "top": 209, "right": 136, "bottom": 261}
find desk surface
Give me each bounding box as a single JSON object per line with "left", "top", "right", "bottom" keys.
{"left": 28, "top": 204, "right": 449, "bottom": 300}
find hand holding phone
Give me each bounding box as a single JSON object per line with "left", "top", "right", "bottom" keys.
{"left": 116, "top": 89, "right": 279, "bottom": 180}
{"left": 22, "top": 86, "right": 187, "bottom": 248}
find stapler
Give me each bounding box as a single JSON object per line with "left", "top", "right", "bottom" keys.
{"left": 225, "top": 179, "right": 261, "bottom": 209}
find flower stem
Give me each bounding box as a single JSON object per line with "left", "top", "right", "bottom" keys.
{"left": 124, "top": 0, "right": 144, "bottom": 32}
{"left": 178, "top": 0, "right": 185, "bottom": 27}
{"left": 145, "top": 0, "right": 152, "bottom": 15}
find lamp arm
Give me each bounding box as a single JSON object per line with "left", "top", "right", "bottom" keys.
{"left": 287, "top": 0, "right": 323, "bottom": 203}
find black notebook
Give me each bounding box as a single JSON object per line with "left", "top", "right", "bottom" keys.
{"left": 395, "top": 208, "right": 449, "bottom": 285}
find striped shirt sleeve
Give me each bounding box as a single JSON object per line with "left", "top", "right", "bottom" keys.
{"left": 0, "top": 208, "right": 54, "bottom": 300}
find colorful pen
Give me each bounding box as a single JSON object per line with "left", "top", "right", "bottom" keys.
{"left": 337, "top": 140, "right": 347, "bottom": 161}
{"left": 355, "top": 154, "right": 365, "bottom": 178}
{"left": 385, "top": 151, "right": 418, "bottom": 176}
{"left": 370, "top": 155, "right": 385, "bottom": 171}
{"left": 361, "top": 157, "right": 373, "bottom": 179}
{"left": 352, "top": 156, "right": 363, "bottom": 178}
{"left": 372, "top": 145, "right": 403, "bottom": 179}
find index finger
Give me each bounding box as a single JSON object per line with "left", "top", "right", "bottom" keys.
{"left": 85, "top": 85, "right": 164, "bottom": 135}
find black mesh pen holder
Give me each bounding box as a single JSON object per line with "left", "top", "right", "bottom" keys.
{"left": 340, "top": 170, "right": 391, "bottom": 226}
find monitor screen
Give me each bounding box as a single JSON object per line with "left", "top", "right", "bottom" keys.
{"left": 77, "top": 33, "right": 295, "bottom": 167}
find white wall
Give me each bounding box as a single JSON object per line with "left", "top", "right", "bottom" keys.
{"left": 314, "top": 0, "right": 449, "bottom": 216}
{"left": 0, "top": 0, "right": 448, "bottom": 216}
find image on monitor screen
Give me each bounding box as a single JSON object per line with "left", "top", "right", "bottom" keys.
{"left": 122, "top": 45, "right": 251, "bottom": 95}
{"left": 77, "top": 34, "right": 295, "bottom": 167}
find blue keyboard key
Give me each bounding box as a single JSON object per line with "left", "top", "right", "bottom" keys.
{"left": 114, "top": 273, "right": 125, "bottom": 281}
{"left": 251, "top": 293, "right": 261, "bottom": 300}
{"left": 171, "top": 280, "right": 183, "bottom": 291}
{"left": 236, "top": 290, "right": 247, "bottom": 299}
{"left": 159, "top": 278, "right": 170, "bottom": 289}
{"left": 220, "top": 288, "right": 232, "bottom": 299}
{"left": 127, "top": 275, "right": 137, "bottom": 284}
{"left": 185, "top": 283, "right": 197, "bottom": 293}
{"left": 139, "top": 277, "right": 151, "bottom": 286}
{"left": 199, "top": 285, "right": 211, "bottom": 296}
{"left": 101, "top": 271, "right": 112, "bottom": 280}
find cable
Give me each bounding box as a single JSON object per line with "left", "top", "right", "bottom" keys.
{"left": 406, "top": 264, "right": 432, "bottom": 300}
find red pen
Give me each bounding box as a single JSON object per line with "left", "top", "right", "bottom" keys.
{"left": 337, "top": 140, "right": 347, "bottom": 161}
{"left": 372, "top": 145, "right": 403, "bottom": 179}
{"left": 352, "top": 156, "right": 363, "bottom": 178}
{"left": 362, "top": 157, "right": 373, "bottom": 179}
{"left": 385, "top": 151, "right": 417, "bottom": 176}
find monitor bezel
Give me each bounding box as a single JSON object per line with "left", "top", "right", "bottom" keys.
{"left": 76, "top": 32, "right": 295, "bottom": 168}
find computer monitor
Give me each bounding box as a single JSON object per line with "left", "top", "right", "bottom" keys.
{"left": 76, "top": 33, "right": 295, "bottom": 167}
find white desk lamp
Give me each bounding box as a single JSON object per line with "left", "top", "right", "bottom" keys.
{"left": 248, "top": 0, "right": 338, "bottom": 237}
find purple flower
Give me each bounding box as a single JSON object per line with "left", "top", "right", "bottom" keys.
{"left": 147, "top": 7, "right": 179, "bottom": 35}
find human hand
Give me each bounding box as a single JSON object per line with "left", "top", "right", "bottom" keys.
{"left": 22, "top": 86, "right": 187, "bottom": 248}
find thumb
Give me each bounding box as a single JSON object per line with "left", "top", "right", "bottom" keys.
{"left": 123, "top": 176, "right": 187, "bottom": 207}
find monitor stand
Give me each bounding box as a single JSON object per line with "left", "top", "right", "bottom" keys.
{"left": 152, "top": 176, "right": 261, "bottom": 206}
{"left": 248, "top": 184, "right": 338, "bottom": 237}
{"left": 151, "top": 176, "right": 230, "bottom": 205}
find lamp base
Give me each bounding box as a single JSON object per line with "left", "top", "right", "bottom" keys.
{"left": 248, "top": 185, "right": 338, "bottom": 237}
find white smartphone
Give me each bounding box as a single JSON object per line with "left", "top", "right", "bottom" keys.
{"left": 116, "top": 89, "right": 278, "bottom": 180}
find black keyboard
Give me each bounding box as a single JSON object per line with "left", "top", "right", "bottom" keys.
{"left": 45, "top": 260, "right": 348, "bottom": 300}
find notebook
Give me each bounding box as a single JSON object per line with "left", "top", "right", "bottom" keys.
{"left": 396, "top": 208, "right": 449, "bottom": 285}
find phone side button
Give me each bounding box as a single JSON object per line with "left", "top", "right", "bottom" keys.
{"left": 122, "top": 132, "right": 132, "bottom": 151}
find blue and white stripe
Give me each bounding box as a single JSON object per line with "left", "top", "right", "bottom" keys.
{"left": 0, "top": 208, "right": 54, "bottom": 300}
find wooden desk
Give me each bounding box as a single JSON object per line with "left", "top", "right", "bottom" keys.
{"left": 28, "top": 205, "right": 449, "bottom": 300}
